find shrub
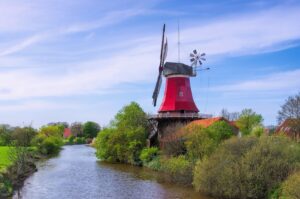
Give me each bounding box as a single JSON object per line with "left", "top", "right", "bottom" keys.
{"left": 39, "top": 136, "right": 63, "bottom": 155}
{"left": 242, "top": 136, "right": 300, "bottom": 199}
{"left": 250, "top": 125, "right": 265, "bottom": 137}
{"left": 140, "top": 147, "right": 159, "bottom": 164}
{"left": 193, "top": 137, "right": 258, "bottom": 198}
{"left": 160, "top": 155, "right": 193, "bottom": 185}
{"left": 207, "top": 121, "right": 234, "bottom": 142}
{"left": 184, "top": 125, "right": 217, "bottom": 163}
{"left": 74, "top": 137, "right": 85, "bottom": 144}
{"left": 280, "top": 171, "right": 300, "bottom": 199}
{"left": 193, "top": 136, "right": 300, "bottom": 199}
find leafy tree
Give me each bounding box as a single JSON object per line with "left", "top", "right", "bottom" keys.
{"left": 70, "top": 122, "right": 83, "bottom": 137}
{"left": 96, "top": 102, "right": 148, "bottom": 164}
{"left": 33, "top": 125, "right": 64, "bottom": 155}
{"left": 39, "top": 125, "right": 63, "bottom": 138}
{"left": 280, "top": 171, "right": 300, "bottom": 199}
{"left": 11, "top": 127, "right": 37, "bottom": 146}
{"left": 83, "top": 121, "right": 100, "bottom": 138}
{"left": 0, "top": 125, "right": 12, "bottom": 146}
{"left": 236, "top": 109, "right": 263, "bottom": 136}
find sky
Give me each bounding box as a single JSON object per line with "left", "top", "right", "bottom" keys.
{"left": 0, "top": 0, "right": 300, "bottom": 128}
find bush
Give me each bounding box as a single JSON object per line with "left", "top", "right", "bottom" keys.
{"left": 39, "top": 136, "right": 63, "bottom": 155}
{"left": 242, "top": 136, "right": 300, "bottom": 198}
{"left": 74, "top": 137, "right": 85, "bottom": 144}
{"left": 207, "top": 121, "right": 234, "bottom": 142}
{"left": 280, "top": 171, "right": 300, "bottom": 199}
{"left": 193, "top": 137, "right": 258, "bottom": 198}
{"left": 193, "top": 136, "right": 300, "bottom": 199}
{"left": 140, "top": 147, "right": 159, "bottom": 164}
{"left": 184, "top": 125, "right": 217, "bottom": 162}
{"left": 160, "top": 155, "right": 193, "bottom": 185}
{"left": 250, "top": 125, "right": 265, "bottom": 137}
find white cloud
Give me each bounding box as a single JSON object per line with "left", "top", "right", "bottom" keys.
{"left": 213, "top": 69, "right": 300, "bottom": 92}
{"left": 1, "top": 4, "right": 300, "bottom": 102}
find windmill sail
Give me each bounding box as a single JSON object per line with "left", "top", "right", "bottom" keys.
{"left": 152, "top": 24, "right": 167, "bottom": 106}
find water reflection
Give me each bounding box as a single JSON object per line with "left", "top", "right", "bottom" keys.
{"left": 14, "top": 145, "right": 210, "bottom": 199}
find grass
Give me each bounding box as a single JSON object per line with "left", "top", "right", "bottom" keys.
{"left": 0, "top": 146, "right": 13, "bottom": 172}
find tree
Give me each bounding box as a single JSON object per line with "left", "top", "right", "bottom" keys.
{"left": 0, "top": 125, "right": 12, "bottom": 146}
{"left": 236, "top": 109, "right": 263, "bottom": 136}
{"left": 278, "top": 92, "right": 300, "bottom": 123}
{"left": 83, "top": 121, "right": 100, "bottom": 138}
{"left": 70, "top": 122, "right": 83, "bottom": 137}
{"left": 277, "top": 92, "right": 300, "bottom": 138}
{"left": 96, "top": 102, "right": 148, "bottom": 164}
{"left": 207, "top": 121, "right": 235, "bottom": 142}
{"left": 220, "top": 109, "right": 240, "bottom": 121}
{"left": 11, "top": 127, "right": 37, "bottom": 146}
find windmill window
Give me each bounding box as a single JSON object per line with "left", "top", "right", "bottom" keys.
{"left": 179, "top": 91, "right": 184, "bottom": 97}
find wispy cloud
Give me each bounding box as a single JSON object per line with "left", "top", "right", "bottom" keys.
{"left": 213, "top": 69, "right": 300, "bottom": 92}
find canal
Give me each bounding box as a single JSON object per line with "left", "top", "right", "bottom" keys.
{"left": 14, "top": 145, "right": 210, "bottom": 199}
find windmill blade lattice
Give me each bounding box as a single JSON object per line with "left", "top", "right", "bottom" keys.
{"left": 190, "top": 49, "right": 206, "bottom": 67}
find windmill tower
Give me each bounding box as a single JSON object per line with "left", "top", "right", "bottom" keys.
{"left": 148, "top": 24, "right": 211, "bottom": 147}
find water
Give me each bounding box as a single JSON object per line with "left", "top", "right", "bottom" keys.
{"left": 14, "top": 145, "right": 210, "bottom": 199}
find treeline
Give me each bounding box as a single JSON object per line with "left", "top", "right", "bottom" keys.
{"left": 95, "top": 100, "right": 300, "bottom": 199}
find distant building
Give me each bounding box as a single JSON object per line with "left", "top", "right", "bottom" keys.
{"left": 275, "top": 119, "right": 300, "bottom": 141}
{"left": 63, "top": 128, "right": 72, "bottom": 138}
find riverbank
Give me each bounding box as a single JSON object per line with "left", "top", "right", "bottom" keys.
{"left": 0, "top": 146, "right": 62, "bottom": 198}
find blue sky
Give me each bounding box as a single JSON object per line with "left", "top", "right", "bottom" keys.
{"left": 0, "top": 0, "right": 300, "bottom": 127}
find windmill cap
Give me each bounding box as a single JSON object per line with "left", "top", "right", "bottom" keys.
{"left": 163, "top": 62, "right": 194, "bottom": 77}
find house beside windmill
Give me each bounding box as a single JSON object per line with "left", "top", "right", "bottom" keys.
{"left": 275, "top": 119, "right": 300, "bottom": 142}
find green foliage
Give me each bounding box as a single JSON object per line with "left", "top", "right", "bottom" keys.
{"left": 0, "top": 125, "right": 12, "bottom": 146}
{"left": 11, "top": 127, "right": 37, "bottom": 147}
{"left": 140, "top": 147, "right": 159, "bottom": 164}
{"left": 280, "top": 171, "right": 300, "bottom": 199}
{"left": 95, "top": 101, "right": 148, "bottom": 165}
{"left": 38, "top": 136, "right": 63, "bottom": 155}
{"left": 74, "top": 137, "right": 86, "bottom": 144}
{"left": 184, "top": 125, "right": 217, "bottom": 162}
{"left": 68, "top": 135, "right": 75, "bottom": 144}
{"left": 160, "top": 155, "right": 193, "bottom": 185}
{"left": 39, "top": 125, "right": 63, "bottom": 138}
{"left": 250, "top": 125, "right": 265, "bottom": 137}
{"left": 193, "top": 136, "right": 300, "bottom": 199}
{"left": 207, "top": 121, "right": 235, "bottom": 142}
{"left": 193, "top": 137, "right": 258, "bottom": 198}
{"left": 0, "top": 173, "right": 12, "bottom": 198}
{"left": 83, "top": 121, "right": 100, "bottom": 138}
{"left": 33, "top": 125, "right": 63, "bottom": 155}
{"left": 236, "top": 109, "right": 263, "bottom": 136}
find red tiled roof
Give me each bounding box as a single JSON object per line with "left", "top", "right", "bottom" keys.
{"left": 63, "top": 128, "right": 72, "bottom": 138}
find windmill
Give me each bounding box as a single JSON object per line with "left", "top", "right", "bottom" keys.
{"left": 152, "top": 24, "right": 168, "bottom": 107}
{"left": 148, "top": 24, "right": 211, "bottom": 147}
